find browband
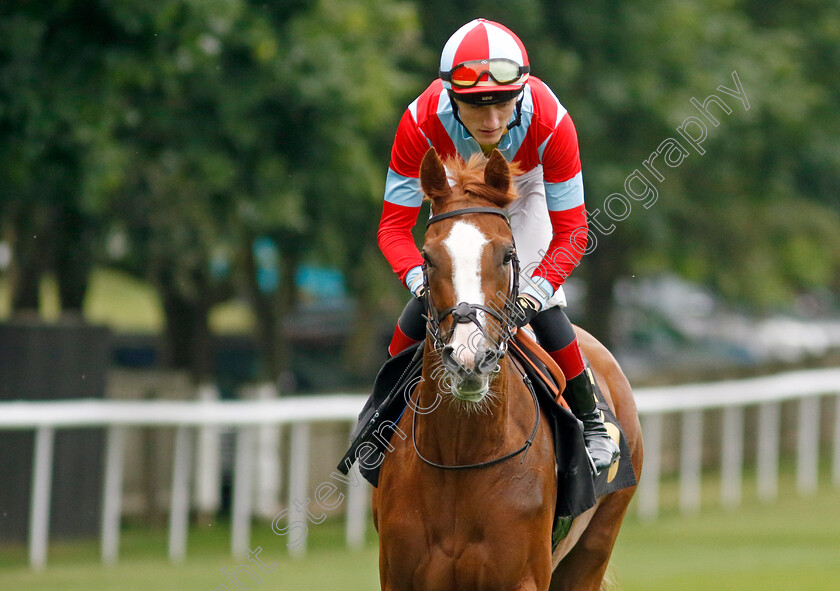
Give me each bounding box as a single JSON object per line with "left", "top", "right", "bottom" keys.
{"left": 426, "top": 206, "right": 510, "bottom": 228}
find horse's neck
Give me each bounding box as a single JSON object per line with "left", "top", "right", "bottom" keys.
{"left": 417, "top": 343, "right": 513, "bottom": 461}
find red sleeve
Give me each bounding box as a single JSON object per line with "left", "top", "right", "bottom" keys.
{"left": 390, "top": 109, "right": 431, "bottom": 178}
{"left": 533, "top": 204, "right": 588, "bottom": 288}
{"left": 377, "top": 201, "right": 423, "bottom": 285}
{"left": 541, "top": 113, "right": 581, "bottom": 184}
{"left": 378, "top": 106, "right": 430, "bottom": 285}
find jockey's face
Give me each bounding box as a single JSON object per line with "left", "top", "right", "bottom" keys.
{"left": 454, "top": 97, "right": 517, "bottom": 146}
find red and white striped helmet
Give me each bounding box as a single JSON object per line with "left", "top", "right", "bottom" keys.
{"left": 439, "top": 19, "right": 530, "bottom": 102}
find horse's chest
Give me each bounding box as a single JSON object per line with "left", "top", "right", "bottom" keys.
{"left": 375, "top": 402, "right": 555, "bottom": 590}
{"left": 378, "top": 472, "right": 550, "bottom": 590}
{"left": 418, "top": 545, "right": 537, "bottom": 591}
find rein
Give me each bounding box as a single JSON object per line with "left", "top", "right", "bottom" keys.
{"left": 414, "top": 205, "right": 536, "bottom": 471}
{"left": 411, "top": 358, "right": 541, "bottom": 470}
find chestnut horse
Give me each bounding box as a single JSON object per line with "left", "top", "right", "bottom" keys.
{"left": 372, "top": 148, "right": 643, "bottom": 591}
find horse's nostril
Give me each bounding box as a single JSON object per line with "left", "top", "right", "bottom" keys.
{"left": 476, "top": 350, "right": 498, "bottom": 374}
{"left": 441, "top": 344, "right": 477, "bottom": 376}
{"left": 441, "top": 345, "right": 459, "bottom": 370}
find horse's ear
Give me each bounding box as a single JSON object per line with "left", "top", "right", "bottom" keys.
{"left": 484, "top": 149, "right": 510, "bottom": 195}
{"left": 420, "top": 148, "right": 451, "bottom": 201}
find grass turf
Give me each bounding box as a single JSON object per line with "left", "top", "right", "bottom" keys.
{"left": 611, "top": 485, "right": 840, "bottom": 590}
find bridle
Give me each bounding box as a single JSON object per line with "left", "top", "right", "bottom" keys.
{"left": 413, "top": 205, "right": 540, "bottom": 471}
{"left": 422, "top": 206, "right": 520, "bottom": 357}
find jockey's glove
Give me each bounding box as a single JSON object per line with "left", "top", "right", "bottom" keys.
{"left": 405, "top": 265, "right": 426, "bottom": 300}
{"left": 515, "top": 277, "right": 553, "bottom": 327}
{"left": 520, "top": 276, "right": 553, "bottom": 309}
{"left": 513, "top": 294, "right": 541, "bottom": 327}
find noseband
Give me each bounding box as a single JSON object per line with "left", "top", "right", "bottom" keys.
{"left": 422, "top": 207, "right": 521, "bottom": 356}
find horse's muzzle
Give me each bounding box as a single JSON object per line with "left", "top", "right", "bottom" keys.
{"left": 441, "top": 344, "right": 500, "bottom": 375}
{"left": 440, "top": 342, "right": 503, "bottom": 402}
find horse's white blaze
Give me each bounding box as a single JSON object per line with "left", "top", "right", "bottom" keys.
{"left": 443, "top": 221, "right": 489, "bottom": 370}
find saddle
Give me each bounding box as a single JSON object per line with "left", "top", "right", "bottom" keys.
{"left": 337, "top": 331, "right": 636, "bottom": 541}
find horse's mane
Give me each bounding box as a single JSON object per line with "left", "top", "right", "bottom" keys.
{"left": 427, "top": 153, "right": 521, "bottom": 209}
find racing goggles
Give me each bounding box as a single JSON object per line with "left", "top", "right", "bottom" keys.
{"left": 441, "top": 59, "right": 530, "bottom": 89}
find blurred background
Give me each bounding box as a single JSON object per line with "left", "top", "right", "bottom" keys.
{"left": 1, "top": 1, "right": 839, "bottom": 590}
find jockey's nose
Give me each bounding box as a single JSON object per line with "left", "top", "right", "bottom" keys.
{"left": 484, "top": 106, "right": 502, "bottom": 128}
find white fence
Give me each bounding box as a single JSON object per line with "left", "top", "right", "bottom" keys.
{"left": 1, "top": 367, "right": 839, "bottom": 569}
{"left": 634, "top": 367, "right": 840, "bottom": 518}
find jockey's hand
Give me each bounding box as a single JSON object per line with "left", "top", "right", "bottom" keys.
{"left": 513, "top": 294, "right": 541, "bottom": 327}
{"left": 405, "top": 265, "right": 426, "bottom": 301}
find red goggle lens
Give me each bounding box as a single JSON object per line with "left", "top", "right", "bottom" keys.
{"left": 445, "top": 59, "right": 528, "bottom": 89}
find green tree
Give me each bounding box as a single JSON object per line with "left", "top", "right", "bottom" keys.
{"left": 546, "top": 0, "right": 840, "bottom": 342}
{"left": 0, "top": 2, "right": 117, "bottom": 315}
{"left": 83, "top": 0, "right": 252, "bottom": 378}
{"left": 87, "top": 0, "right": 424, "bottom": 383}
{"left": 268, "top": 0, "right": 426, "bottom": 380}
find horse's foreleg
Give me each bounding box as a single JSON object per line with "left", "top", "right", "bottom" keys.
{"left": 547, "top": 487, "right": 635, "bottom": 591}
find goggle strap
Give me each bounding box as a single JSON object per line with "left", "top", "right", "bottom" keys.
{"left": 505, "top": 92, "right": 525, "bottom": 131}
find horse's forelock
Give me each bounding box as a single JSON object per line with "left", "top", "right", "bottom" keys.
{"left": 432, "top": 154, "right": 520, "bottom": 210}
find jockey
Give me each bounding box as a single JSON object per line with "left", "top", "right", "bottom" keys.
{"left": 377, "top": 18, "right": 620, "bottom": 473}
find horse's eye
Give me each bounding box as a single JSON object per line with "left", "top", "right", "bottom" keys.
{"left": 503, "top": 250, "right": 515, "bottom": 265}
{"left": 422, "top": 251, "right": 435, "bottom": 269}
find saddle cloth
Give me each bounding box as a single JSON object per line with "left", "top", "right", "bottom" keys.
{"left": 337, "top": 333, "right": 637, "bottom": 533}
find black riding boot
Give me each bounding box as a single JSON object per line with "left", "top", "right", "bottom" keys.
{"left": 564, "top": 369, "right": 620, "bottom": 474}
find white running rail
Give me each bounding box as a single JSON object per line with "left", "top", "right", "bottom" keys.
{"left": 1, "top": 368, "right": 839, "bottom": 569}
